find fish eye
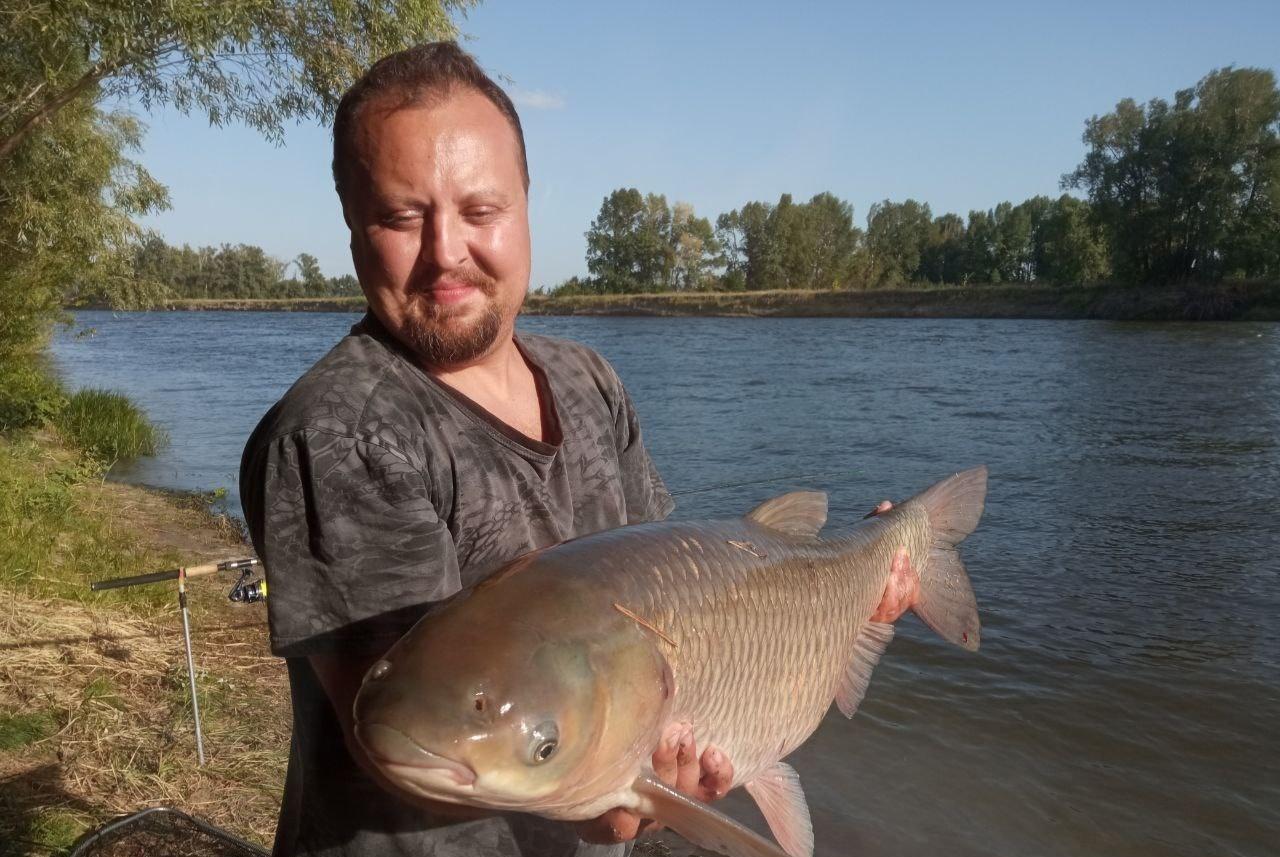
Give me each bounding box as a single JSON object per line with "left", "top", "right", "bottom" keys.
{"left": 368, "top": 660, "right": 391, "bottom": 681}
{"left": 528, "top": 720, "right": 559, "bottom": 765}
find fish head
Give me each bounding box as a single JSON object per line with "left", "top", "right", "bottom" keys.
{"left": 352, "top": 587, "right": 670, "bottom": 813}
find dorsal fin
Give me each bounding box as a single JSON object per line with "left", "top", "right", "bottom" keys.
{"left": 746, "top": 491, "right": 827, "bottom": 537}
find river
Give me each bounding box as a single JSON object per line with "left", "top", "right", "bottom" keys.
{"left": 52, "top": 311, "right": 1280, "bottom": 857}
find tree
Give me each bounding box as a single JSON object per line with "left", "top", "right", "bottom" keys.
{"left": 737, "top": 200, "right": 785, "bottom": 290}
{"left": 1, "top": 100, "right": 168, "bottom": 356}
{"left": 782, "top": 193, "right": 859, "bottom": 289}
{"left": 670, "top": 202, "right": 720, "bottom": 290}
{"left": 1065, "top": 66, "right": 1280, "bottom": 282}
{"left": 919, "top": 213, "right": 966, "bottom": 284}
{"left": 714, "top": 209, "right": 749, "bottom": 291}
{"left": 585, "top": 189, "right": 667, "bottom": 292}
{"left": 0, "top": 1, "right": 473, "bottom": 164}
{"left": 864, "top": 199, "right": 933, "bottom": 286}
{"left": 295, "top": 253, "right": 327, "bottom": 294}
{"left": 1037, "top": 195, "right": 1110, "bottom": 284}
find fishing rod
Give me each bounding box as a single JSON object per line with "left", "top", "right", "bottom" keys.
{"left": 89, "top": 557, "right": 266, "bottom": 766}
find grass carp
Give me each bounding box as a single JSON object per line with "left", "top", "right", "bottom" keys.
{"left": 353, "top": 466, "right": 988, "bottom": 857}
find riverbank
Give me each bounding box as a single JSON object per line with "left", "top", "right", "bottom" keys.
{"left": 0, "top": 431, "right": 288, "bottom": 855}
{"left": 146, "top": 281, "right": 1280, "bottom": 320}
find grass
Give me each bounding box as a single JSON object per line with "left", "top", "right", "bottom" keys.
{"left": 0, "top": 433, "right": 177, "bottom": 611}
{"left": 53, "top": 388, "right": 167, "bottom": 464}
{"left": 0, "top": 430, "right": 288, "bottom": 853}
{"left": 25, "top": 809, "right": 82, "bottom": 855}
{"left": 0, "top": 711, "right": 58, "bottom": 751}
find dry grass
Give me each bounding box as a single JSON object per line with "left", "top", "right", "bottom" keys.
{"left": 0, "top": 590, "right": 289, "bottom": 856}
{"left": 0, "top": 432, "right": 287, "bottom": 856}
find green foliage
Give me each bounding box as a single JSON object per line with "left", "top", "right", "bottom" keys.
{"left": 585, "top": 189, "right": 721, "bottom": 292}
{"left": 0, "top": 355, "right": 67, "bottom": 433}
{"left": 1037, "top": 195, "right": 1110, "bottom": 284}
{"left": 715, "top": 193, "right": 862, "bottom": 290}
{"left": 865, "top": 199, "right": 933, "bottom": 286}
{"left": 53, "top": 388, "right": 167, "bottom": 464}
{"left": 0, "top": 1, "right": 475, "bottom": 161}
{"left": 0, "top": 709, "right": 58, "bottom": 750}
{"left": 1065, "top": 66, "right": 1280, "bottom": 283}
{"left": 0, "top": 97, "right": 171, "bottom": 361}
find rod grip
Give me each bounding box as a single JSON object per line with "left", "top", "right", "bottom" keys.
{"left": 89, "top": 560, "right": 225, "bottom": 591}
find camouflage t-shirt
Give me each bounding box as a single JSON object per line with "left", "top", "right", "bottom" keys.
{"left": 240, "top": 314, "right": 674, "bottom": 857}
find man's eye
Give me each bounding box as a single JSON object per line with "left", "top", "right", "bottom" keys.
{"left": 466, "top": 208, "right": 498, "bottom": 221}
{"left": 382, "top": 212, "right": 420, "bottom": 227}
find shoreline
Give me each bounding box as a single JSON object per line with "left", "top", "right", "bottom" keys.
{"left": 76, "top": 281, "right": 1278, "bottom": 321}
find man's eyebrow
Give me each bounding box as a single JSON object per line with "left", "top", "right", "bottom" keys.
{"left": 461, "top": 187, "right": 511, "bottom": 203}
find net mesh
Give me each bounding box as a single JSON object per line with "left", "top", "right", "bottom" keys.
{"left": 68, "top": 808, "right": 268, "bottom": 857}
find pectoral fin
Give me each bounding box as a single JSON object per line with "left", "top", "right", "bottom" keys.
{"left": 834, "top": 621, "right": 894, "bottom": 718}
{"left": 744, "top": 762, "right": 813, "bottom": 857}
{"left": 632, "top": 773, "right": 788, "bottom": 857}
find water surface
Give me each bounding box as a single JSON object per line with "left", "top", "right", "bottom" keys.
{"left": 53, "top": 311, "right": 1280, "bottom": 857}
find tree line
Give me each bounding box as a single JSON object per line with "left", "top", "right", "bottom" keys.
{"left": 557, "top": 66, "right": 1280, "bottom": 295}
{"left": 131, "top": 237, "right": 359, "bottom": 300}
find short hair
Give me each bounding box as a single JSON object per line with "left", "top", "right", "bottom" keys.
{"left": 332, "top": 41, "right": 529, "bottom": 205}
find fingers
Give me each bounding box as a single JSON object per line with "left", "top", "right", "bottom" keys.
{"left": 652, "top": 721, "right": 685, "bottom": 786}
{"left": 584, "top": 723, "right": 704, "bottom": 845}
{"left": 674, "top": 726, "right": 700, "bottom": 795}
{"left": 697, "top": 745, "right": 733, "bottom": 802}
{"left": 577, "top": 808, "right": 640, "bottom": 844}
{"left": 863, "top": 499, "right": 894, "bottom": 519}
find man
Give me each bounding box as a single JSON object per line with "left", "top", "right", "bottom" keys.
{"left": 242, "top": 40, "right": 917, "bottom": 857}
{"left": 240, "top": 42, "right": 734, "bottom": 857}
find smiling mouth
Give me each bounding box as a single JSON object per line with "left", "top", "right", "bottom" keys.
{"left": 355, "top": 722, "right": 476, "bottom": 787}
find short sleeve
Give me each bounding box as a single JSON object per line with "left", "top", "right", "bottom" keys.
{"left": 241, "top": 428, "right": 460, "bottom": 658}
{"left": 612, "top": 383, "right": 675, "bottom": 524}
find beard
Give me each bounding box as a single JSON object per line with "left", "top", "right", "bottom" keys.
{"left": 399, "top": 268, "right": 516, "bottom": 367}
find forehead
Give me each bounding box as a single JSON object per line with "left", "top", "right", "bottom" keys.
{"left": 352, "top": 89, "right": 525, "bottom": 197}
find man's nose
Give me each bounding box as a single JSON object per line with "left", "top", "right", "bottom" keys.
{"left": 423, "top": 212, "right": 467, "bottom": 271}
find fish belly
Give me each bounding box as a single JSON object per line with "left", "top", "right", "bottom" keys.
{"left": 608, "top": 507, "right": 931, "bottom": 786}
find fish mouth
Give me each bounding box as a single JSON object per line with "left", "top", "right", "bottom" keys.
{"left": 355, "top": 722, "right": 476, "bottom": 788}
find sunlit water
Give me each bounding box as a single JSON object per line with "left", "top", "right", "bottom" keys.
{"left": 53, "top": 311, "right": 1280, "bottom": 857}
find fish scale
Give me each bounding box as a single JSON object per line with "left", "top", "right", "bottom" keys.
{"left": 604, "top": 504, "right": 933, "bottom": 787}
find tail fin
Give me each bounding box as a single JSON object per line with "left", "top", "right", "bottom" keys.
{"left": 908, "top": 466, "right": 987, "bottom": 652}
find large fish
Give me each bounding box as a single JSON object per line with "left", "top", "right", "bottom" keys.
{"left": 354, "top": 466, "right": 988, "bottom": 857}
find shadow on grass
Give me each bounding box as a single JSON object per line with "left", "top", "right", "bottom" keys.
{"left": 0, "top": 763, "right": 100, "bottom": 857}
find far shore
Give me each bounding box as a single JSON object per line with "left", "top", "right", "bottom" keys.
{"left": 97, "top": 281, "right": 1280, "bottom": 321}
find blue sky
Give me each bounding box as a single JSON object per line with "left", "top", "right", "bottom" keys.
{"left": 131, "top": 0, "right": 1280, "bottom": 288}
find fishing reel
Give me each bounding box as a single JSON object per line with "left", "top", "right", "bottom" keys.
{"left": 228, "top": 565, "right": 267, "bottom": 604}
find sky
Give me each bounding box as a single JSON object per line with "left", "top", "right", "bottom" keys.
{"left": 129, "top": 0, "right": 1280, "bottom": 288}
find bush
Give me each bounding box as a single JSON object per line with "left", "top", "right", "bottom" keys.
{"left": 53, "top": 388, "right": 166, "bottom": 463}
{"left": 0, "top": 357, "right": 67, "bottom": 432}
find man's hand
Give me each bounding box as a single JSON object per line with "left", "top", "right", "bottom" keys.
{"left": 865, "top": 500, "right": 920, "bottom": 623}
{"left": 576, "top": 722, "right": 733, "bottom": 844}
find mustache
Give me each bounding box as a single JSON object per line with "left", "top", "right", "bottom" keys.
{"left": 408, "top": 265, "right": 497, "bottom": 295}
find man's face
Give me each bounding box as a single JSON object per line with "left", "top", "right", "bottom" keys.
{"left": 344, "top": 89, "right": 531, "bottom": 368}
